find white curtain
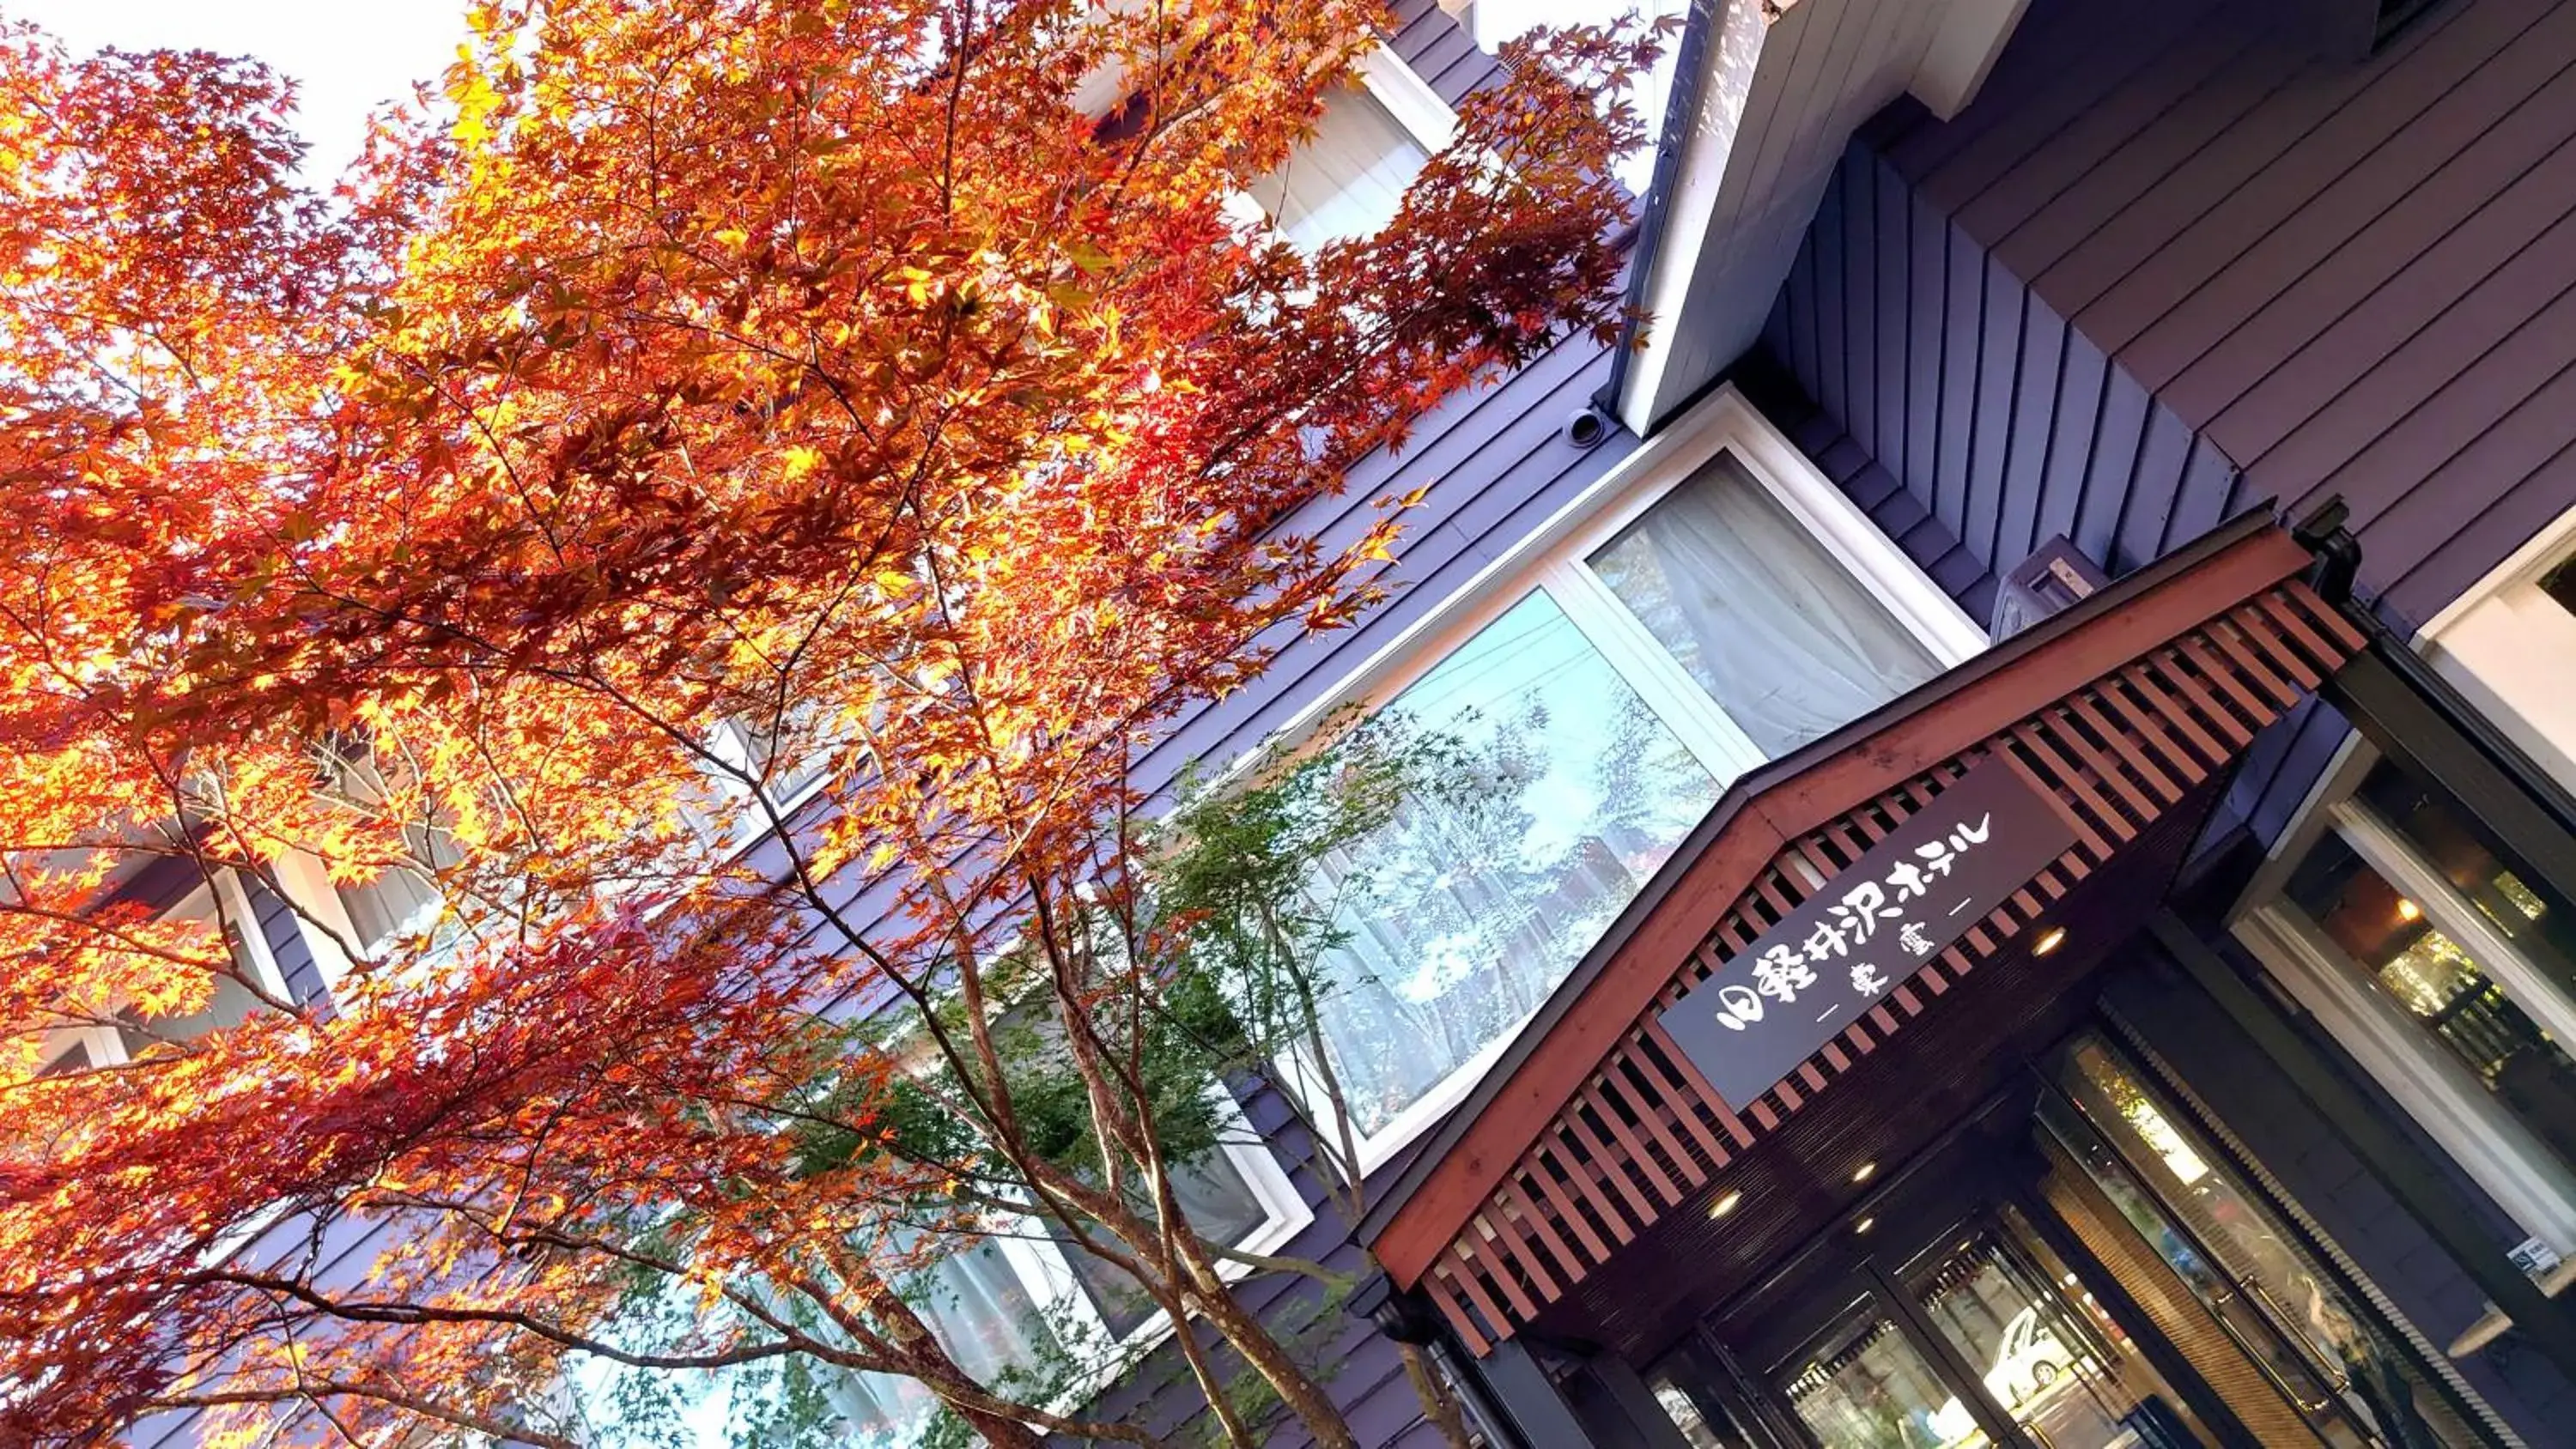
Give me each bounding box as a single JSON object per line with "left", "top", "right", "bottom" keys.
{"left": 1062, "top": 1149, "right": 1271, "bottom": 1337}
{"left": 828, "top": 1238, "right": 1060, "bottom": 1446}
{"left": 1587, "top": 452, "right": 1940, "bottom": 757}
{"left": 1307, "top": 590, "right": 1720, "bottom": 1137}
{"left": 337, "top": 859, "right": 442, "bottom": 953}
{"left": 1249, "top": 85, "right": 1427, "bottom": 252}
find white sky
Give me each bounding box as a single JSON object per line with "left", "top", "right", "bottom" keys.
{"left": 7, "top": 0, "right": 471, "bottom": 181}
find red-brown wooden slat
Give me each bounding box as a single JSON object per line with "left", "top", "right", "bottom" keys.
{"left": 1524, "top": 1150, "right": 1612, "bottom": 1263}
{"left": 1539, "top": 1133, "right": 1635, "bottom": 1247}
{"left": 1473, "top": 1206, "right": 1558, "bottom": 1310}
{"left": 1605, "top": 1052, "right": 1705, "bottom": 1187}
{"left": 1424, "top": 1269, "right": 1492, "bottom": 1355}
{"left": 2067, "top": 694, "right": 2180, "bottom": 803}
{"left": 1442, "top": 1240, "right": 1519, "bottom": 1332}
{"left": 1494, "top": 1178, "right": 1583, "bottom": 1291}
{"left": 2207, "top": 616, "right": 2306, "bottom": 700}
{"left": 2046, "top": 707, "right": 2155, "bottom": 823}
{"left": 1484, "top": 1210, "right": 1556, "bottom": 1307}
{"left": 2095, "top": 679, "right": 2209, "bottom": 789}
{"left": 1409, "top": 590, "right": 2360, "bottom": 1355}
{"left": 2174, "top": 633, "right": 2274, "bottom": 724}
{"left": 1561, "top": 1106, "right": 1657, "bottom": 1223}
{"left": 1584, "top": 1075, "right": 1686, "bottom": 1203}
{"left": 2014, "top": 721, "right": 2135, "bottom": 846}
{"left": 2118, "top": 663, "right": 2227, "bottom": 766}
{"left": 2253, "top": 591, "right": 2345, "bottom": 670}
{"left": 1632, "top": 1033, "right": 1735, "bottom": 1165}
{"left": 2148, "top": 645, "right": 2255, "bottom": 747}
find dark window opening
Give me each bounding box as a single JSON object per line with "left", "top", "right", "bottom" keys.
{"left": 2541, "top": 555, "right": 2576, "bottom": 622}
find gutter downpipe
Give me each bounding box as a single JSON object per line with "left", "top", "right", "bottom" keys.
{"left": 2293, "top": 497, "right": 2576, "bottom": 843}
{"left": 1588, "top": 0, "right": 1726, "bottom": 428}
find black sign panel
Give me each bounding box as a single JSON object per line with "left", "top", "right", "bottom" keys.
{"left": 1656, "top": 756, "right": 2079, "bottom": 1111}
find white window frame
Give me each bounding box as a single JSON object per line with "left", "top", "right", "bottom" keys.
{"left": 840, "top": 1093, "right": 1312, "bottom": 1445}
{"left": 1263, "top": 380, "right": 1987, "bottom": 1177}
{"left": 38, "top": 870, "right": 295, "bottom": 1071}
{"left": 2416, "top": 501, "right": 2576, "bottom": 800}
{"left": 2229, "top": 735, "right": 2576, "bottom": 1258}
{"left": 1002, "top": 1094, "right": 1313, "bottom": 1355}
{"left": 1225, "top": 43, "right": 1457, "bottom": 246}
{"left": 687, "top": 712, "right": 836, "bottom": 859}
{"left": 1352, "top": 42, "right": 1455, "bottom": 154}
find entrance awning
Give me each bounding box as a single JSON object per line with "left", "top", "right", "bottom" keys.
{"left": 1357, "top": 514, "right": 2362, "bottom": 1355}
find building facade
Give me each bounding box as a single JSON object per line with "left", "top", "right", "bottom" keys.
{"left": 1294, "top": 0, "right": 2576, "bottom": 1445}
{"left": 75, "top": 0, "right": 2576, "bottom": 1446}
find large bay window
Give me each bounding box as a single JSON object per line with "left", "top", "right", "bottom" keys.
{"left": 826, "top": 1236, "right": 1070, "bottom": 1447}
{"left": 1283, "top": 386, "right": 1986, "bottom": 1169}
{"left": 807, "top": 1121, "right": 1307, "bottom": 1447}
{"left": 1247, "top": 78, "right": 1432, "bottom": 252}
{"left": 1236, "top": 46, "right": 1455, "bottom": 253}
{"left": 2236, "top": 744, "right": 2576, "bottom": 1258}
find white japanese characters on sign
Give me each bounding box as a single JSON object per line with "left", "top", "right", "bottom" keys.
{"left": 1657, "top": 757, "right": 2079, "bottom": 1110}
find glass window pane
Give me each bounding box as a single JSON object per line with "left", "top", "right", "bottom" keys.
{"left": 2357, "top": 760, "right": 2576, "bottom": 974}
{"left": 1904, "top": 1216, "right": 2213, "bottom": 1449}
{"left": 1780, "top": 1300, "right": 1983, "bottom": 1449}
{"left": 1312, "top": 589, "right": 1721, "bottom": 1138}
{"left": 1587, "top": 452, "right": 1941, "bottom": 757}
{"left": 828, "top": 1238, "right": 1064, "bottom": 1447}
{"left": 1248, "top": 87, "right": 1427, "bottom": 252}
{"left": 2281, "top": 830, "right": 2576, "bottom": 1172}
{"left": 2051, "top": 1036, "right": 2491, "bottom": 1447}
{"left": 2541, "top": 555, "right": 2576, "bottom": 622}
{"left": 38, "top": 1038, "right": 99, "bottom": 1077}
{"left": 337, "top": 863, "right": 445, "bottom": 954}
{"left": 117, "top": 889, "right": 267, "bottom": 1056}
{"left": 1063, "top": 1149, "right": 1272, "bottom": 1337}
{"left": 1645, "top": 1371, "right": 1735, "bottom": 1449}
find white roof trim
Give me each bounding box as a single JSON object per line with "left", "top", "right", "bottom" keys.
{"left": 1615, "top": 0, "right": 2033, "bottom": 436}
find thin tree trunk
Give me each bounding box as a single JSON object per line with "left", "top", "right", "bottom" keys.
{"left": 1181, "top": 1244, "right": 1360, "bottom": 1449}
{"left": 1400, "top": 1339, "right": 1474, "bottom": 1449}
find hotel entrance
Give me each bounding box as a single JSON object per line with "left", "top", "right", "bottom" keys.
{"left": 1359, "top": 527, "right": 2555, "bottom": 1449}
{"left": 1759, "top": 1211, "right": 2207, "bottom": 1449}
{"left": 1651, "top": 1032, "right": 2488, "bottom": 1449}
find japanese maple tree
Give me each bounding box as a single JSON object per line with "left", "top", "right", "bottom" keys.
{"left": 0, "top": 1, "right": 1653, "bottom": 1445}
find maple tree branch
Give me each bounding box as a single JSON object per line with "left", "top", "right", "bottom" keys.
{"left": 188, "top": 1270, "right": 803, "bottom": 1372}
{"left": 152, "top": 1381, "right": 584, "bottom": 1449}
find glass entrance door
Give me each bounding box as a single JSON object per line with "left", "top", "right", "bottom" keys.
{"left": 1779, "top": 1298, "right": 1996, "bottom": 1449}
{"left": 1900, "top": 1213, "right": 2211, "bottom": 1449}
{"left": 1761, "top": 1211, "right": 2214, "bottom": 1449}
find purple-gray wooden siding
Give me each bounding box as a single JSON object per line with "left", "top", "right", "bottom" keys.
{"left": 1872, "top": 0, "right": 2576, "bottom": 634}
{"left": 1752, "top": 0, "right": 2576, "bottom": 1439}
{"left": 1765, "top": 0, "right": 2576, "bottom": 851}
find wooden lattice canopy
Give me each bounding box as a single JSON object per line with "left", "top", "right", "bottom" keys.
{"left": 1358, "top": 517, "right": 2363, "bottom": 1354}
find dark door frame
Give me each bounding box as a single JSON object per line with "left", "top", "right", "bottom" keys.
{"left": 1712, "top": 1197, "right": 2077, "bottom": 1449}
{"left": 1681, "top": 1087, "right": 2279, "bottom": 1449}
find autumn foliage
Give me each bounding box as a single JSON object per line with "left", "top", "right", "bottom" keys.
{"left": 0, "top": 1, "right": 1652, "bottom": 1444}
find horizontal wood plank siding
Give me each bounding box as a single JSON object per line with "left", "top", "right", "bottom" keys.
{"left": 244, "top": 877, "right": 329, "bottom": 1009}
{"left": 1868, "top": 0, "right": 2576, "bottom": 633}
{"left": 1760, "top": 142, "right": 2238, "bottom": 589}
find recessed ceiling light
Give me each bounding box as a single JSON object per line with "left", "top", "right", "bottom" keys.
{"left": 1854, "top": 1216, "right": 1876, "bottom": 1235}
{"left": 1709, "top": 1190, "right": 1744, "bottom": 1220}
{"left": 2032, "top": 925, "right": 2069, "bottom": 956}
{"left": 2397, "top": 898, "right": 2421, "bottom": 922}
{"left": 1852, "top": 1161, "right": 1877, "bottom": 1184}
